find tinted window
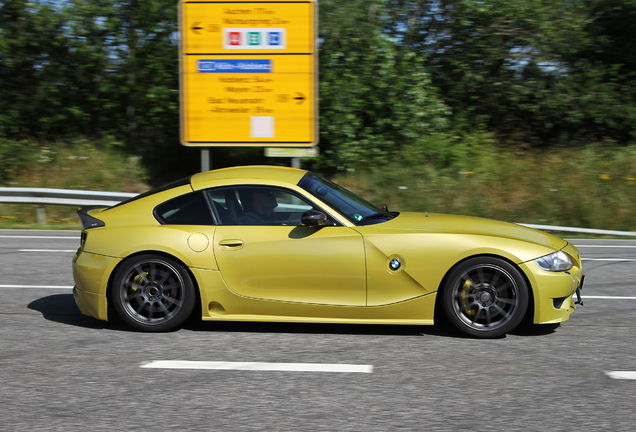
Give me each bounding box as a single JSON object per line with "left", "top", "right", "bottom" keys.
{"left": 154, "top": 192, "right": 214, "bottom": 225}
{"left": 205, "top": 186, "right": 337, "bottom": 226}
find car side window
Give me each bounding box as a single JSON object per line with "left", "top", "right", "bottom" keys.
{"left": 154, "top": 191, "right": 215, "bottom": 225}
{"left": 205, "top": 186, "right": 330, "bottom": 226}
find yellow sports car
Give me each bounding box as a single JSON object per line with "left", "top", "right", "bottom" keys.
{"left": 72, "top": 165, "right": 584, "bottom": 338}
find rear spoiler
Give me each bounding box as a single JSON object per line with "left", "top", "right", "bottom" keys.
{"left": 77, "top": 206, "right": 107, "bottom": 229}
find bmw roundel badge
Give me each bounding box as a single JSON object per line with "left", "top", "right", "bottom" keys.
{"left": 389, "top": 258, "right": 401, "bottom": 271}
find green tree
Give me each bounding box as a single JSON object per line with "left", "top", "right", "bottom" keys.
{"left": 384, "top": 0, "right": 636, "bottom": 145}
{"left": 0, "top": 0, "right": 179, "bottom": 152}
{"left": 62, "top": 0, "right": 180, "bottom": 151}
{"left": 318, "top": 0, "right": 449, "bottom": 167}
{"left": 0, "top": 0, "right": 73, "bottom": 138}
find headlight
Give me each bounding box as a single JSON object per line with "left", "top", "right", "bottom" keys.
{"left": 535, "top": 251, "right": 574, "bottom": 272}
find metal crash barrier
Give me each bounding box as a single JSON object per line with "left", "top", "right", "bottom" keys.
{"left": 0, "top": 187, "right": 137, "bottom": 224}
{"left": 1, "top": 187, "right": 635, "bottom": 236}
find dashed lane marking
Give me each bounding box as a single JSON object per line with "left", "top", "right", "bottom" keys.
{"left": 0, "top": 235, "right": 78, "bottom": 239}
{"left": 576, "top": 245, "right": 636, "bottom": 248}
{"left": 0, "top": 286, "right": 634, "bottom": 299}
{"left": 606, "top": 371, "right": 636, "bottom": 380}
{"left": 582, "top": 258, "right": 636, "bottom": 261}
{"left": 18, "top": 249, "right": 77, "bottom": 253}
{"left": 0, "top": 285, "right": 72, "bottom": 289}
{"left": 140, "top": 360, "right": 373, "bottom": 373}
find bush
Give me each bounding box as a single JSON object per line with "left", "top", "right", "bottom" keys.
{"left": 333, "top": 142, "right": 636, "bottom": 232}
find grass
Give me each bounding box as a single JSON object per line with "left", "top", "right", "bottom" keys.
{"left": 0, "top": 210, "right": 81, "bottom": 230}
{"left": 2, "top": 140, "right": 636, "bottom": 235}
{"left": 333, "top": 143, "right": 636, "bottom": 234}
{"left": 0, "top": 140, "right": 150, "bottom": 228}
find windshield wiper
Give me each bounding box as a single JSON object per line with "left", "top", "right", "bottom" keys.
{"left": 357, "top": 211, "right": 398, "bottom": 224}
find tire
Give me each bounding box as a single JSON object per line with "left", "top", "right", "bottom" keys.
{"left": 442, "top": 257, "right": 529, "bottom": 338}
{"left": 111, "top": 254, "right": 195, "bottom": 332}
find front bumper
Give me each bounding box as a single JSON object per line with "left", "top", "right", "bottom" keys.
{"left": 519, "top": 260, "right": 584, "bottom": 325}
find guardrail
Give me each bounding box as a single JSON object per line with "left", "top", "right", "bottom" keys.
{"left": 0, "top": 187, "right": 137, "bottom": 224}
{"left": 517, "top": 223, "right": 636, "bottom": 237}
{"left": 0, "top": 187, "right": 137, "bottom": 206}
{"left": 1, "top": 187, "right": 635, "bottom": 236}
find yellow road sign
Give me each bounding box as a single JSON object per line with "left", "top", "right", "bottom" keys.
{"left": 179, "top": 0, "right": 318, "bottom": 146}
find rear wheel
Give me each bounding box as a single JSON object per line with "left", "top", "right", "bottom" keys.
{"left": 111, "top": 254, "right": 195, "bottom": 332}
{"left": 442, "top": 257, "right": 529, "bottom": 338}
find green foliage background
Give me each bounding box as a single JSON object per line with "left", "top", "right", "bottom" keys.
{"left": 2, "top": 0, "right": 636, "bottom": 230}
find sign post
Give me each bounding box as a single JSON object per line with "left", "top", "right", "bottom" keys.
{"left": 178, "top": 0, "right": 318, "bottom": 149}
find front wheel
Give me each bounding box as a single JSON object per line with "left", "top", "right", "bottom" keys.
{"left": 442, "top": 257, "right": 529, "bottom": 338}
{"left": 111, "top": 254, "right": 195, "bottom": 332}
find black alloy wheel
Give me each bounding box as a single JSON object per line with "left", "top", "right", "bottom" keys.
{"left": 442, "top": 257, "right": 529, "bottom": 338}
{"left": 112, "top": 254, "right": 195, "bottom": 332}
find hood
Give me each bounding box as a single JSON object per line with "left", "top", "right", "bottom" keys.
{"left": 362, "top": 212, "right": 567, "bottom": 251}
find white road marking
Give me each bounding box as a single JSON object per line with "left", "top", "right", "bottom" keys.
{"left": 18, "top": 249, "right": 77, "bottom": 253}
{"left": 0, "top": 285, "right": 634, "bottom": 300}
{"left": 0, "top": 235, "right": 78, "bottom": 239}
{"left": 582, "top": 258, "right": 636, "bottom": 262}
{"left": 606, "top": 371, "right": 636, "bottom": 380}
{"left": 0, "top": 285, "right": 72, "bottom": 289}
{"left": 140, "top": 360, "right": 373, "bottom": 373}
{"left": 577, "top": 245, "right": 636, "bottom": 248}
{"left": 0, "top": 229, "right": 80, "bottom": 232}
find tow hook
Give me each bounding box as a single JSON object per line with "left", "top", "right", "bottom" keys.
{"left": 575, "top": 275, "right": 585, "bottom": 306}
{"left": 575, "top": 288, "right": 584, "bottom": 306}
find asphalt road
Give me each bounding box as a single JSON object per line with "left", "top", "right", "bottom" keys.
{"left": 1, "top": 229, "right": 635, "bottom": 431}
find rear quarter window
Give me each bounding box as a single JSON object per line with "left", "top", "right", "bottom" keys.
{"left": 154, "top": 192, "right": 215, "bottom": 225}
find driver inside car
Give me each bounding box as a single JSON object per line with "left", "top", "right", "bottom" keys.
{"left": 239, "top": 189, "right": 279, "bottom": 225}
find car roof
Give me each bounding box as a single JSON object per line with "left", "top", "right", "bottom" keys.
{"left": 190, "top": 165, "right": 308, "bottom": 190}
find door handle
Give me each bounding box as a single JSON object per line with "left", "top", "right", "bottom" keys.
{"left": 219, "top": 239, "right": 244, "bottom": 250}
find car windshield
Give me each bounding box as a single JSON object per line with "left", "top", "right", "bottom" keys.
{"left": 298, "top": 172, "right": 384, "bottom": 224}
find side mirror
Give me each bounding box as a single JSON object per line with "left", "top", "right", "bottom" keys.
{"left": 301, "top": 210, "right": 327, "bottom": 227}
